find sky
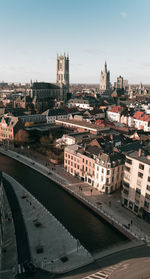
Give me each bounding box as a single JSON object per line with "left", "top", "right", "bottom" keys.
{"left": 0, "top": 0, "right": 150, "bottom": 84}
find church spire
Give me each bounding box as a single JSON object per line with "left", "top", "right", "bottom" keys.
{"left": 104, "top": 61, "right": 107, "bottom": 72}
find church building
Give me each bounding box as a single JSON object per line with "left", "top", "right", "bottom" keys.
{"left": 100, "top": 61, "right": 110, "bottom": 92}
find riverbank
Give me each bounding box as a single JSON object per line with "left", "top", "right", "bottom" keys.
{"left": 0, "top": 147, "right": 150, "bottom": 246}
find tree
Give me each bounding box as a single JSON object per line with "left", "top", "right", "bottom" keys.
{"left": 15, "top": 129, "right": 29, "bottom": 144}
{"left": 49, "top": 133, "right": 53, "bottom": 143}
{"left": 40, "top": 136, "right": 50, "bottom": 145}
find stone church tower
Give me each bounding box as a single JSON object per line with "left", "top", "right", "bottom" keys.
{"left": 56, "top": 53, "right": 69, "bottom": 101}
{"left": 100, "top": 61, "right": 110, "bottom": 92}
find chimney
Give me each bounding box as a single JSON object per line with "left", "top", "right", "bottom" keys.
{"left": 138, "top": 148, "right": 142, "bottom": 157}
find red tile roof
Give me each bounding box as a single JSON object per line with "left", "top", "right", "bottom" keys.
{"left": 133, "top": 111, "right": 150, "bottom": 122}
{"left": 109, "top": 106, "right": 123, "bottom": 113}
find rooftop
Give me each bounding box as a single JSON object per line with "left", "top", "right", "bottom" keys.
{"left": 127, "top": 150, "right": 150, "bottom": 165}
{"left": 32, "top": 82, "right": 60, "bottom": 90}
{"left": 56, "top": 119, "right": 109, "bottom": 132}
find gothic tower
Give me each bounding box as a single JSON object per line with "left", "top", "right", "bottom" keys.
{"left": 100, "top": 61, "right": 110, "bottom": 92}
{"left": 56, "top": 53, "right": 69, "bottom": 101}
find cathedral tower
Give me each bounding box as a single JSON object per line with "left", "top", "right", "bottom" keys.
{"left": 56, "top": 53, "right": 69, "bottom": 92}
{"left": 100, "top": 61, "right": 110, "bottom": 92}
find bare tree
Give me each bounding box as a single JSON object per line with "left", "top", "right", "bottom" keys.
{"left": 15, "top": 129, "right": 29, "bottom": 144}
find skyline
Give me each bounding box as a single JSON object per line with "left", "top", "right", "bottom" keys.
{"left": 0, "top": 0, "right": 150, "bottom": 84}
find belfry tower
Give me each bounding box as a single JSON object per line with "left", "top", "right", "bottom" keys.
{"left": 56, "top": 53, "right": 69, "bottom": 100}
{"left": 100, "top": 61, "right": 110, "bottom": 92}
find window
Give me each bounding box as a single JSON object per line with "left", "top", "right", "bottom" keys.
{"left": 112, "top": 176, "right": 114, "bottom": 182}
{"left": 145, "top": 193, "right": 150, "bottom": 200}
{"left": 148, "top": 177, "right": 150, "bottom": 182}
{"left": 147, "top": 185, "right": 150, "bottom": 191}
{"left": 123, "top": 189, "right": 129, "bottom": 195}
{"left": 86, "top": 160, "right": 88, "bottom": 165}
{"left": 129, "top": 201, "right": 133, "bottom": 209}
{"left": 136, "top": 188, "right": 141, "bottom": 195}
{"left": 139, "top": 163, "right": 144, "bottom": 170}
{"left": 123, "top": 181, "right": 130, "bottom": 188}
{"left": 97, "top": 166, "right": 99, "bottom": 171}
{"left": 102, "top": 168, "right": 104, "bottom": 173}
{"left": 68, "top": 154, "right": 70, "bottom": 159}
{"left": 138, "top": 172, "right": 143, "bottom": 178}
{"left": 144, "top": 201, "right": 149, "bottom": 209}
{"left": 71, "top": 156, "right": 73, "bottom": 160}
{"left": 65, "top": 153, "right": 67, "bottom": 157}
{"left": 125, "top": 166, "right": 130, "bottom": 172}
{"left": 107, "top": 170, "right": 110, "bottom": 175}
{"left": 106, "top": 178, "right": 109, "bottom": 183}
{"left": 126, "top": 158, "right": 132, "bottom": 165}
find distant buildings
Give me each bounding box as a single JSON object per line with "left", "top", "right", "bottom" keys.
{"left": 0, "top": 115, "right": 23, "bottom": 142}
{"left": 116, "top": 76, "right": 123, "bottom": 90}
{"left": 100, "top": 61, "right": 110, "bottom": 92}
{"left": 29, "top": 82, "right": 62, "bottom": 100}
{"left": 106, "top": 106, "right": 150, "bottom": 131}
{"left": 67, "top": 98, "right": 94, "bottom": 110}
{"left": 28, "top": 53, "right": 70, "bottom": 107}
{"left": 42, "top": 108, "right": 69, "bottom": 124}
{"left": 122, "top": 149, "right": 150, "bottom": 220}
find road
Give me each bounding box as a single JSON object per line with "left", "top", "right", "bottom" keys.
{"left": 56, "top": 245, "right": 150, "bottom": 279}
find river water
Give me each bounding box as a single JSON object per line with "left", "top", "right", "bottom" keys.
{"left": 0, "top": 153, "right": 128, "bottom": 254}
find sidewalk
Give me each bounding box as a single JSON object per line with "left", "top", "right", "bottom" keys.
{"left": 1, "top": 147, "right": 150, "bottom": 246}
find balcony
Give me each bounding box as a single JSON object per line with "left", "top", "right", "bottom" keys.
{"left": 124, "top": 174, "right": 130, "bottom": 181}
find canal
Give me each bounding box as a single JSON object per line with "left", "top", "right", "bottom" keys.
{"left": 0, "top": 153, "right": 128, "bottom": 254}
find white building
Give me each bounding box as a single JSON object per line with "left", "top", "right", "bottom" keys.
{"left": 107, "top": 106, "right": 123, "bottom": 122}
{"left": 122, "top": 150, "right": 150, "bottom": 220}
{"left": 42, "top": 109, "right": 69, "bottom": 124}
{"left": 94, "top": 152, "right": 124, "bottom": 193}
{"left": 67, "top": 98, "right": 93, "bottom": 110}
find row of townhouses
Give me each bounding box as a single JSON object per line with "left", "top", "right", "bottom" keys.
{"left": 107, "top": 106, "right": 150, "bottom": 131}
{"left": 64, "top": 144, "right": 124, "bottom": 194}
